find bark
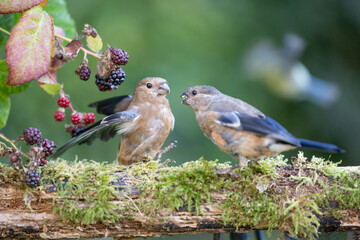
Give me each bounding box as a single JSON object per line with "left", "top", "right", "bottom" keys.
{"left": 0, "top": 166, "right": 360, "bottom": 239}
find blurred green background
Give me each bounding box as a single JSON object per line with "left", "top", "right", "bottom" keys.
{"left": 1, "top": 0, "right": 360, "bottom": 239}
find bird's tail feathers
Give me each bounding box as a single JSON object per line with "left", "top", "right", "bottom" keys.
{"left": 299, "top": 138, "right": 345, "bottom": 153}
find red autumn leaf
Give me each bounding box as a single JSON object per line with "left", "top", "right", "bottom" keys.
{"left": 5, "top": 6, "right": 54, "bottom": 85}
{"left": 0, "top": 0, "right": 43, "bottom": 14}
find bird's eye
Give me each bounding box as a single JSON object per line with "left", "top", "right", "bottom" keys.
{"left": 146, "top": 83, "right": 153, "bottom": 88}
{"left": 192, "top": 90, "right": 198, "bottom": 96}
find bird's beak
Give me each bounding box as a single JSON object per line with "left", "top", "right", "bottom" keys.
{"left": 181, "top": 92, "right": 190, "bottom": 105}
{"left": 158, "top": 82, "right": 170, "bottom": 95}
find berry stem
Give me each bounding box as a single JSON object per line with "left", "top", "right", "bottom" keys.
{"left": 0, "top": 134, "right": 30, "bottom": 159}
{"left": 68, "top": 103, "right": 75, "bottom": 113}
{"left": 55, "top": 34, "right": 102, "bottom": 60}
{"left": 0, "top": 27, "right": 10, "bottom": 36}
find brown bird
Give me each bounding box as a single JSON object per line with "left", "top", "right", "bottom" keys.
{"left": 53, "top": 77, "right": 175, "bottom": 165}
{"left": 181, "top": 85, "right": 344, "bottom": 167}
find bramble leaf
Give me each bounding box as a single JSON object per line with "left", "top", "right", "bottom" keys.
{"left": 86, "top": 29, "right": 103, "bottom": 53}
{"left": 39, "top": 83, "right": 61, "bottom": 95}
{"left": 5, "top": 5, "right": 54, "bottom": 85}
{"left": 0, "top": 94, "right": 10, "bottom": 129}
{"left": 0, "top": 60, "right": 31, "bottom": 129}
{"left": 0, "top": 60, "right": 31, "bottom": 95}
{"left": 45, "top": 0, "right": 76, "bottom": 38}
{"left": 37, "top": 70, "right": 61, "bottom": 95}
{"left": 0, "top": 0, "right": 43, "bottom": 14}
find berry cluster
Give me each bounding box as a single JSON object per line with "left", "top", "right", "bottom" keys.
{"left": 95, "top": 67, "right": 126, "bottom": 91}
{"left": 53, "top": 95, "right": 96, "bottom": 136}
{"left": 75, "top": 63, "right": 91, "bottom": 81}
{"left": 0, "top": 128, "right": 57, "bottom": 188}
{"left": 25, "top": 170, "right": 41, "bottom": 187}
{"left": 110, "top": 48, "right": 129, "bottom": 65}
{"left": 23, "top": 127, "right": 42, "bottom": 145}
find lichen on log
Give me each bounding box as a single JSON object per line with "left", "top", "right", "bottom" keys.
{"left": 0, "top": 152, "right": 360, "bottom": 239}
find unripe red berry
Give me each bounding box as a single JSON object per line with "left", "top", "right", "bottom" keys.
{"left": 57, "top": 97, "right": 70, "bottom": 108}
{"left": 84, "top": 113, "right": 96, "bottom": 124}
{"left": 71, "top": 112, "right": 82, "bottom": 125}
{"left": 54, "top": 109, "right": 65, "bottom": 122}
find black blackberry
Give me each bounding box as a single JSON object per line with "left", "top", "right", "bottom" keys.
{"left": 110, "top": 48, "right": 129, "bottom": 65}
{"left": 25, "top": 170, "right": 41, "bottom": 187}
{"left": 76, "top": 64, "right": 91, "bottom": 81}
{"left": 108, "top": 68, "right": 126, "bottom": 88}
{"left": 72, "top": 126, "right": 87, "bottom": 137}
{"left": 95, "top": 73, "right": 111, "bottom": 92}
{"left": 39, "top": 139, "right": 57, "bottom": 157}
{"left": 23, "top": 127, "right": 42, "bottom": 145}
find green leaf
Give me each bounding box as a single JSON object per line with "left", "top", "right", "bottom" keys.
{"left": 0, "top": 0, "right": 43, "bottom": 14}
{"left": 39, "top": 83, "right": 61, "bottom": 95}
{"left": 0, "top": 14, "right": 13, "bottom": 48}
{"left": 0, "top": 60, "right": 30, "bottom": 95}
{"left": 0, "top": 60, "right": 31, "bottom": 129}
{"left": 5, "top": 5, "right": 54, "bottom": 85}
{"left": 45, "top": 0, "right": 76, "bottom": 38}
{"left": 0, "top": 94, "right": 10, "bottom": 129}
{"left": 86, "top": 28, "right": 103, "bottom": 53}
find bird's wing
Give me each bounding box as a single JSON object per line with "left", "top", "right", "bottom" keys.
{"left": 53, "top": 110, "right": 139, "bottom": 158}
{"left": 215, "top": 111, "right": 301, "bottom": 146}
{"left": 89, "top": 95, "right": 133, "bottom": 115}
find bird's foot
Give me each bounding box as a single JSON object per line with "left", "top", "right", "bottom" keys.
{"left": 160, "top": 158, "right": 176, "bottom": 167}
{"left": 248, "top": 159, "right": 261, "bottom": 166}
{"left": 155, "top": 140, "right": 177, "bottom": 160}
{"left": 215, "top": 165, "right": 241, "bottom": 178}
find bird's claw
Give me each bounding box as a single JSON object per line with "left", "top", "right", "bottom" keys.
{"left": 155, "top": 140, "right": 177, "bottom": 160}
{"left": 215, "top": 165, "right": 241, "bottom": 178}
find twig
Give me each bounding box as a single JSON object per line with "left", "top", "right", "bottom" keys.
{"left": 0, "top": 134, "right": 30, "bottom": 159}
{"left": 55, "top": 34, "right": 102, "bottom": 60}
{"left": 123, "top": 194, "right": 143, "bottom": 217}
{"left": 0, "top": 27, "right": 11, "bottom": 36}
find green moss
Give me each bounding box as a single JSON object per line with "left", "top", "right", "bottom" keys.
{"left": 41, "top": 159, "right": 126, "bottom": 225}
{"left": 0, "top": 152, "right": 359, "bottom": 239}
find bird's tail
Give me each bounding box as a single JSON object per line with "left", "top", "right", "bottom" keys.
{"left": 299, "top": 138, "right": 345, "bottom": 153}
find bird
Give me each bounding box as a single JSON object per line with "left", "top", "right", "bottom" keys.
{"left": 53, "top": 77, "right": 175, "bottom": 165}
{"left": 181, "top": 85, "right": 344, "bottom": 167}
{"left": 243, "top": 33, "right": 340, "bottom": 108}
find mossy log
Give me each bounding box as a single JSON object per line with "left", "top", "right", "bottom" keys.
{"left": 0, "top": 153, "right": 360, "bottom": 239}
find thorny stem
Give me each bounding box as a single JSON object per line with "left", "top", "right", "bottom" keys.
{"left": 46, "top": 72, "right": 57, "bottom": 84}
{"left": 0, "top": 134, "right": 30, "bottom": 159}
{"left": 55, "top": 34, "right": 102, "bottom": 60}
{"left": 0, "top": 27, "right": 11, "bottom": 36}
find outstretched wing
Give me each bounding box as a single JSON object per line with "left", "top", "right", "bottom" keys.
{"left": 53, "top": 110, "right": 138, "bottom": 158}
{"left": 215, "top": 111, "right": 301, "bottom": 147}
{"left": 89, "top": 95, "right": 133, "bottom": 115}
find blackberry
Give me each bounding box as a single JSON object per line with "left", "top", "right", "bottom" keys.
{"left": 108, "top": 68, "right": 126, "bottom": 88}
{"left": 57, "top": 97, "right": 70, "bottom": 108}
{"left": 84, "top": 113, "right": 96, "bottom": 124}
{"left": 71, "top": 112, "right": 82, "bottom": 125}
{"left": 40, "top": 139, "right": 57, "bottom": 157}
{"left": 76, "top": 64, "right": 91, "bottom": 81}
{"left": 65, "top": 124, "right": 86, "bottom": 137}
{"left": 25, "top": 170, "right": 41, "bottom": 187}
{"left": 110, "top": 48, "right": 129, "bottom": 65}
{"left": 95, "top": 73, "right": 111, "bottom": 92}
{"left": 54, "top": 109, "right": 65, "bottom": 122}
{"left": 23, "top": 127, "right": 42, "bottom": 145}
{"left": 72, "top": 126, "right": 86, "bottom": 137}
